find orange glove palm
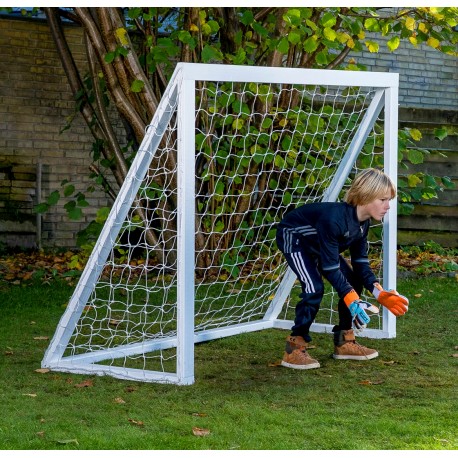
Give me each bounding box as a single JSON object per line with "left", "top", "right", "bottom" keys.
{"left": 373, "top": 283, "right": 409, "bottom": 316}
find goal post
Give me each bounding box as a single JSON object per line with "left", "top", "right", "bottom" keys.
{"left": 42, "top": 63, "right": 399, "bottom": 385}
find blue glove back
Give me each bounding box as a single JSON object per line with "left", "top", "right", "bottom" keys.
{"left": 348, "top": 300, "right": 370, "bottom": 331}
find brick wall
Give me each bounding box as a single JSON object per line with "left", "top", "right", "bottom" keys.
{"left": 353, "top": 34, "right": 458, "bottom": 110}
{"left": 0, "top": 18, "right": 111, "bottom": 248}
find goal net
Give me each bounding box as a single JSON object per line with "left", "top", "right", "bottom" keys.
{"left": 42, "top": 63, "right": 399, "bottom": 385}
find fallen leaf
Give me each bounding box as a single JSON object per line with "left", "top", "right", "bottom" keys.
{"left": 382, "top": 360, "right": 396, "bottom": 365}
{"left": 192, "top": 426, "right": 211, "bottom": 437}
{"left": 358, "top": 379, "right": 384, "bottom": 385}
{"left": 192, "top": 412, "right": 208, "bottom": 417}
{"left": 35, "top": 368, "right": 50, "bottom": 374}
{"left": 451, "top": 354, "right": 458, "bottom": 358}
{"left": 22, "top": 393, "right": 37, "bottom": 397}
{"left": 33, "top": 336, "right": 49, "bottom": 341}
{"left": 37, "top": 431, "right": 45, "bottom": 437}
{"left": 4, "top": 351, "right": 13, "bottom": 356}
{"left": 414, "top": 294, "right": 422, "bottom": 298}
{"left": 75, "top": 379, "right": 93, "bottom": 388}
{"left": 114, "top": 397, "right": 126, "bottom": 404}
{"left": 128, "top": 418, "right": 144, "bottom": 427}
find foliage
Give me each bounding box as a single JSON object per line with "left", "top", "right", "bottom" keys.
{"left": 2, "top": 7, "right": 457, "bottom": 259}
{"left": 0, "top": 241, "right": 456, "bottom": 287}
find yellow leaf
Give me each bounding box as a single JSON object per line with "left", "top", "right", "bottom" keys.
{"left": 115, "top": 27, "right": 129, "bottom": 46}
{"left": 35, "top": 368, "right": 50, "bottom": 374}
{"left": 409, "top": 128, "right": 422, "bottom": 141}
{"left": 409, "top": 36, "right": 418, "bottom": 46}
{"left": 365, "top": 41, "right": 379, "bottom": 53}
{"left": 189, "top": 23, "right": 199, "bottom": 32}
{"left": 279, "top": 118, "right": 288, "bottom": 127}
{"left": 347, "top": 38, "right": 355, "bottom": 49}
{"left": 418, "top": 22, "right": 428, "bottom": 33}
{"left": 405, "top": 17, "right": 416, "bottom": 31}
{"left": 427, "top": 36, "right": 440, "bottom": 49}
{"left": 323, "top": 27, "right": 336, "bottom": 41}
{"left": 336, "top": 32, "right": 351, "bottom": 44}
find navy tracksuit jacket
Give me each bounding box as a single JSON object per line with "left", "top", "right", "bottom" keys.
{"left": 276, "top": 202, "right": 378, "bottom": 340}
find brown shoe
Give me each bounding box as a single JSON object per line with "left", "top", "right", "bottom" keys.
{"left": 281, "top": 335, "right": 320, "bottom": 370}
{"left": 333, "top": 329, "right": 378, "bottom": 360}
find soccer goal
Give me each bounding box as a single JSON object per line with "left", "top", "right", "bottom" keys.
{"left": 42, "top": 63, "right": 399, "bottom": 385}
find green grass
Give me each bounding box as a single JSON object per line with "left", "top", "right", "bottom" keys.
{"left": 0, "top": 276, "right": 457, "bottom": 450}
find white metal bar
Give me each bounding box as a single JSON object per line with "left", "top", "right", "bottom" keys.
{"left": 176, "top": 76, "right": 196, "bottom": 385}
{"left": 273, "top": 320, "right": 392, "bottom": 339}
{"left": 178, "top": 63, "right": 398, "bottom": 88}
{"left": 382, "top": 81, "right": 399, "bottom": 337}
{"left": 48, "top": 362, "right": 181, "bottom": 384}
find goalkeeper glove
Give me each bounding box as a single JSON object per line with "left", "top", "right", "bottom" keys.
{"left": 372, "top": 283, "right": 409, "bottom": 316}
{"left": 343, "top": 290, "right": 371, "bottom": 331}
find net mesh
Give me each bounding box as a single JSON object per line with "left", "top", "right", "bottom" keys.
{"left": 60, "top": 79, "right": 386, "bottom": 380}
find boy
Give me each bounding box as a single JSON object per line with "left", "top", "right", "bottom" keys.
{"left": 276, "top": 168, "right": 409, "bottom": 369}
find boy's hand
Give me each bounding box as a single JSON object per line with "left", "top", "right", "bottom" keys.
{"left": 372, "top": 283, "right": 409, "bottom": 316}
{"left": 348, "top": 300, "right": 371, "bottom": 331}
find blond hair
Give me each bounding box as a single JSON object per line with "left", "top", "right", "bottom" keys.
{"left": 344, "top": 168, "right": 396, "bottom": 206}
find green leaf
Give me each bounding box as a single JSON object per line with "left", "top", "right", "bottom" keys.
{"left": 434, "top": 127, "right": 448, "bottom": 141}
{"left": 47, "top": 190, "right": 60, "bottom": 206}
{"left": 130, "top": 79, "right": 145, "bottom": 93}
{"left": 96, "top": 207, "right": 110, "bottom": 224}
{"left": 407, "top": 149, "right": 424, "bottom": 164}
{"left": 315, "top": 51, "right": 328, "bottom": 65}
{"left": 277, "top": 37, "right": 289, "bottom": 54}
{"left": 320, "top": 12, "right": 336, "bottom": 28}
{"left": 261, "top": 117, "right": 273, "bottom": 129}
{"left": 364, "top": 18, "right": 380, "bottom": 32}
{"left": 288, "top": 30, "right": 302, "bottom": 45}
{"left": 387, "top": 36, "right": 400, "bottom": 52}
{"left": 68, "top": 207, "right": 83, "bottom": 220}
{"left": 304, "top": 36, "right": 319, "bottom": 53}
{"left": 425, "top": 175, "right": 438, "bottom": 189}
{"left": 240, "top": 10, "right": 254, "bottom": 26}
{"left": 201, "top": 44, "right": 223, "bottom": 62}
{"left": 282, "top": 191, "right": 293, "bottom": 206}
{"left": 34, "top": 203, "right": 49, "bottom": 214}
{"left": 441, "top": 176, "right": 455, "bottom": 189}
{"left": 104, "top": 51, "right": 116, "bottom": 63}
{"left": 64, "top": 184, "right": 75, "bottom": 197}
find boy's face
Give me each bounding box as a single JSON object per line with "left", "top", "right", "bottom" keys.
{"left": 358, "top": 194, "right": 392, "bottom": 221}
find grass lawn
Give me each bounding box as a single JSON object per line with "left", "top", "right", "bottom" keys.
{"left": 0, "top": 275, "right": 456, "bottom": 450}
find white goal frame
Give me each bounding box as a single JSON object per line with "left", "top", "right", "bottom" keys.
{"left": 42, "top": 63, "right": 399, "bottom": 385}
